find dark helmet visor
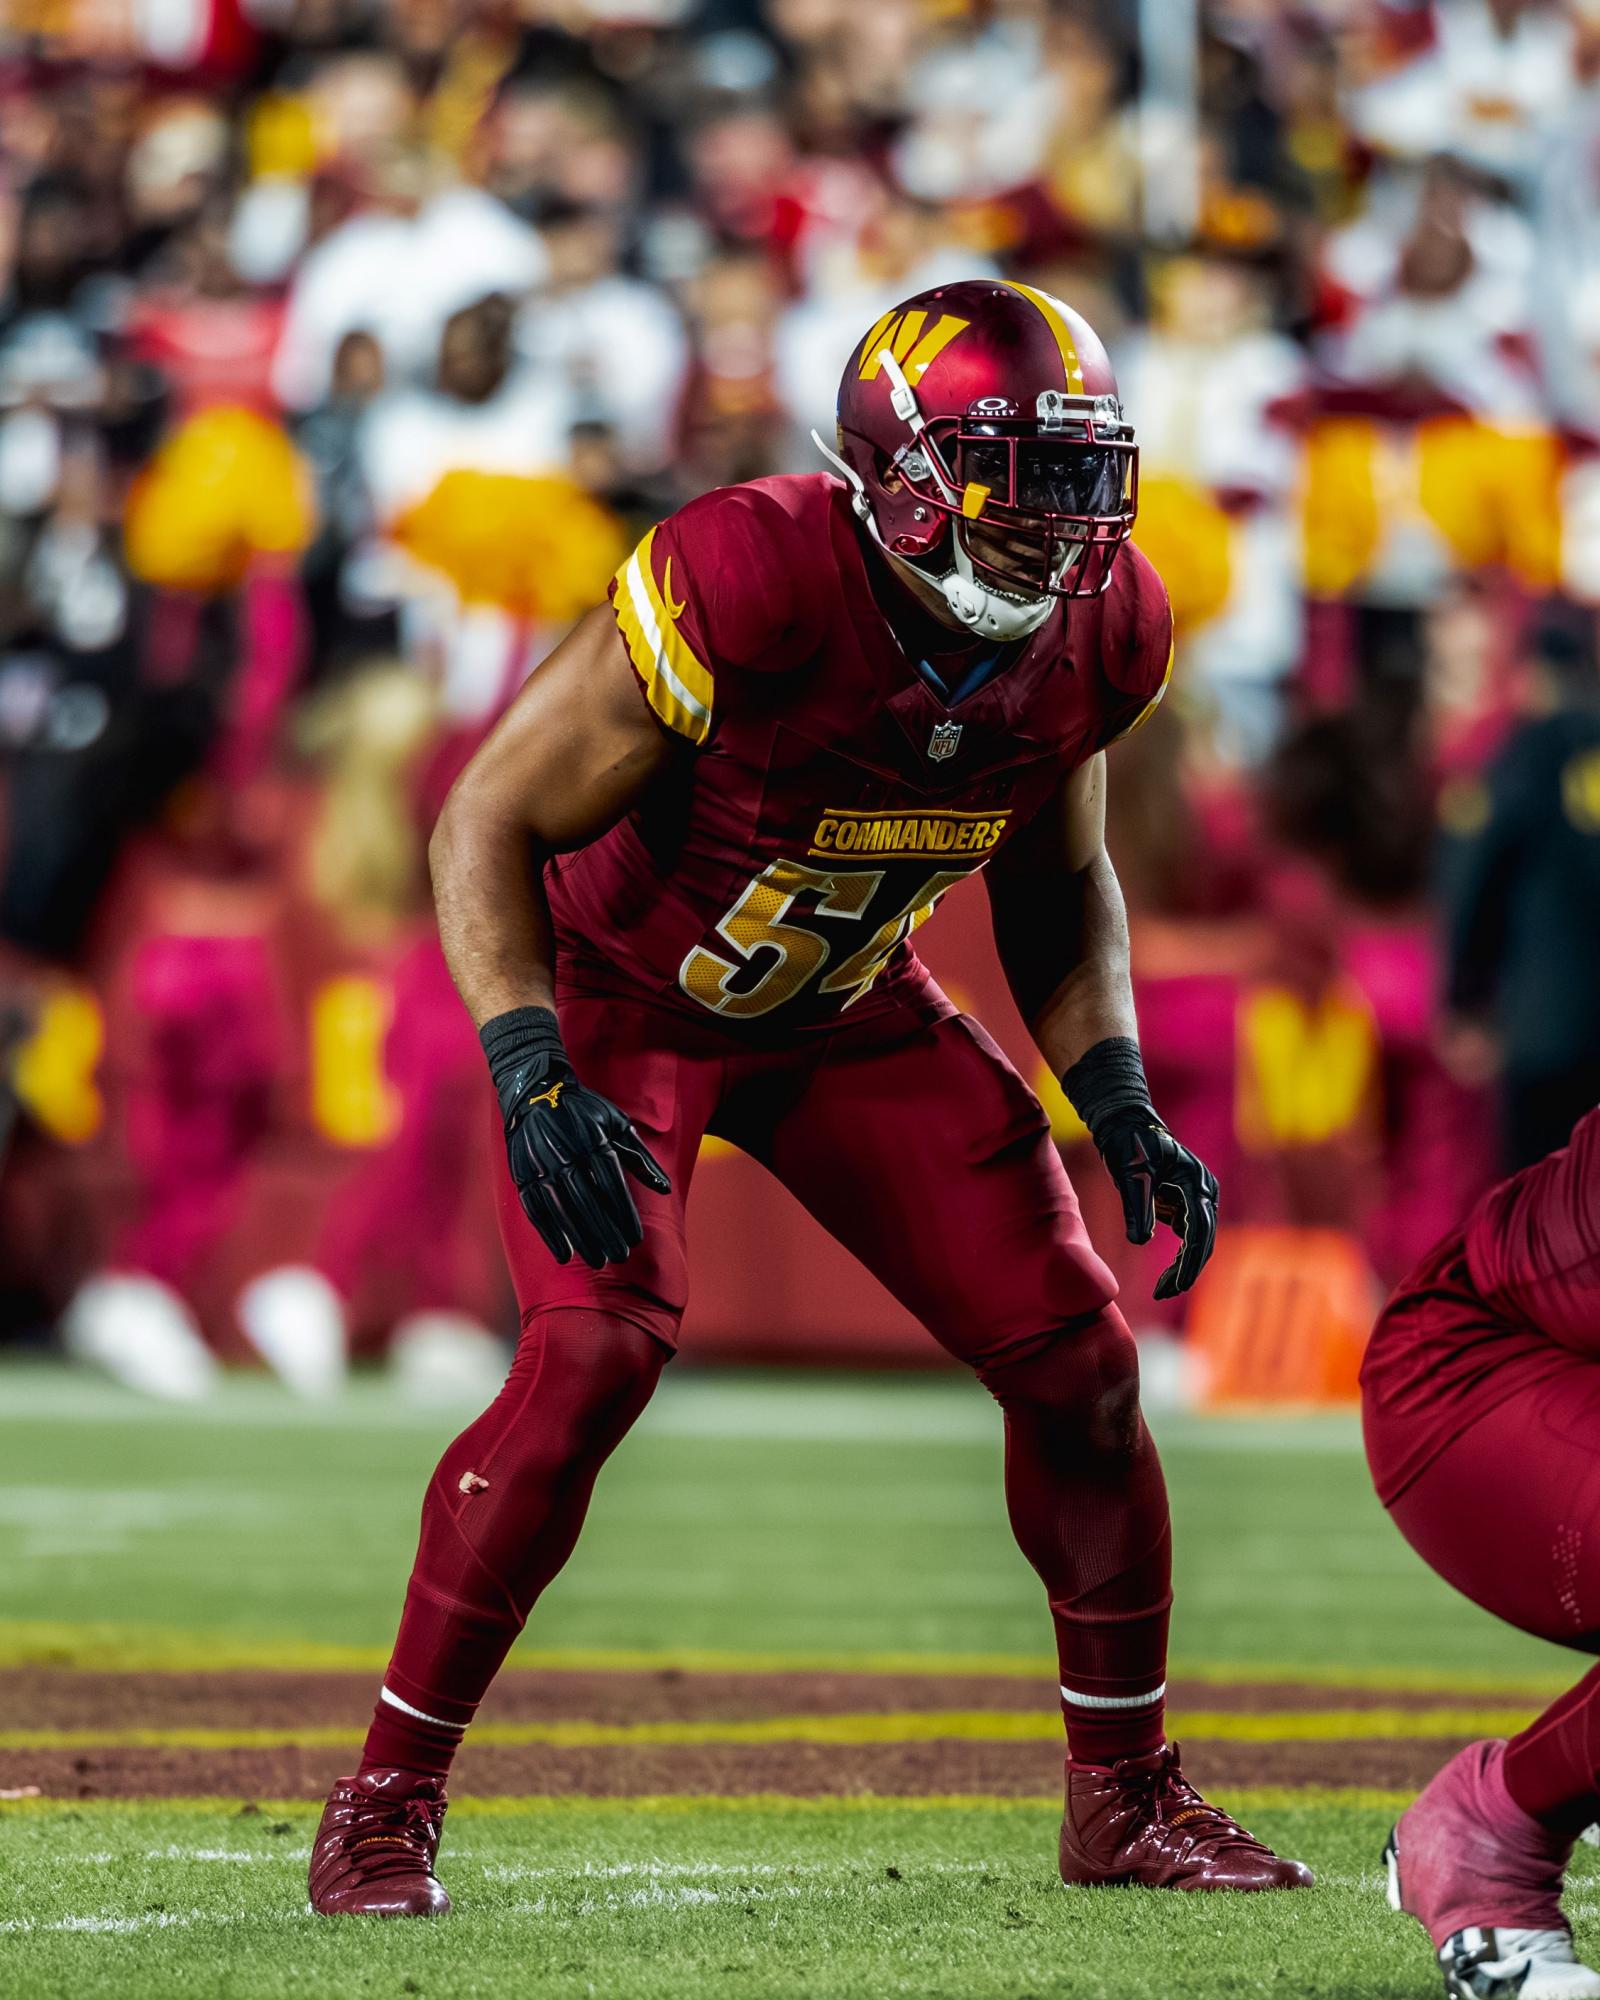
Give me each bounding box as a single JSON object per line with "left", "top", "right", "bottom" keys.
{"left": 959, "top": 436, "right": 1129, "bottom": 519}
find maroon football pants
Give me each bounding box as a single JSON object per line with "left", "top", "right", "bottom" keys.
{"left": 1367, "top": 1296, "right": 1600, "bottom": 1832}
{"left": 364, "top": 974, "right": 1172, "bottom": 1778}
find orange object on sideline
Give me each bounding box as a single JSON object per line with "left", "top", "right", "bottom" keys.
{"left": 1185, "top": 1225, "right": 1378, "bottom": 1407}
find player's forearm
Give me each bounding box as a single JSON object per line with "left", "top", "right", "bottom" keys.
{"left": 429, "top": 791, "right": 558, "bottom": 1029}
{"left": 999, "top": 846, "right": 1139, "bottom": 1078}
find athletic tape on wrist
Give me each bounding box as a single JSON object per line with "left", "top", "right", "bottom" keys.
{"left": 1060, "top": 1035, "right": 1154, "bottom": 1149}
{"left": 479, "top": 1005, "right": 567, "bottom": 1103}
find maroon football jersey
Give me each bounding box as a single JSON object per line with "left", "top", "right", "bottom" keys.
{"left": 1362, "top": 1105, "right": 1600, "bottom": 1502}
{"left": 1465, "top": 1105, "right": 1600, "bottom": 1354}
{"left": 546, "top": 472, "right": 1172, "bottom": 1035}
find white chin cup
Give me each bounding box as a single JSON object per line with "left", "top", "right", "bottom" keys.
{"left": 938, "top": 533, "right": 1054, "bottom": 640}
{"left": 937, "top": 569, "right": 1053, "bottom": 641}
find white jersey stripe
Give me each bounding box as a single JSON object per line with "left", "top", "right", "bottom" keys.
{"left": 625, "top": 552, "right": 711, "bottom": 728}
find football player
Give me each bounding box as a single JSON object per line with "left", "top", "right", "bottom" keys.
{"left": 308, "top": 279, "right": 1312, "bottom": 1915}
{"left": 1366, "top": 1105, "right": 1600, "bottom": 2000}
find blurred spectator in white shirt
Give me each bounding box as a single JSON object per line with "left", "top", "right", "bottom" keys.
{"left": 272, "top": 152, "right": 547, "bottom": 413}
{"left": 1120, "top": 251, "right": 1307, "bottom": 758}
{"left": 889, "top": 6, "right": 1055, "bottom": 203}
{"left": 1323, "top": 157, "right": 1539, "bottom": 420}
{"left": 516, "top": 203, "right": 688, "bottom": 476}
{"left": 1349, "top": 0, "right": 1577, "bottom": 189}
{"left": 358, "top": 293, "right": 571, "bottom": 531}
{"left": 1530, "top": 20, "right": 1600, "bottom": 429}
{"left": 351, "top": 291, "right": 614, "bottom": 721}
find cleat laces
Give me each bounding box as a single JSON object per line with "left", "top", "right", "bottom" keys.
{"left": 1121, "top": 1746, "right": 1268, "bottom": 1860}
{"left": 344, "top": 1795, "right": 445, "bottom": 1883}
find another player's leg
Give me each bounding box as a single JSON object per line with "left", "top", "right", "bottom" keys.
{"left": 310, "top": 999, "right": 710, "bottom": 1917}
{"left": 753, "top": 997, "right": 1311, "bottom": 1892}
{"left": 1366, "top": 1302, "right": 1600, "bottom": 1997}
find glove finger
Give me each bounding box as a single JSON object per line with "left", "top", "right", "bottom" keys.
{"left": 1155, "top": 1179, "right": 1218, "bottom": 1298}
{"left": 614, "top": 1126, "right": 672, "bottom": 1196}
{"left": 585, "top": 1144, "right": 644, "bottom": 1256}
{"left": 558, "top": 1167, "right": 625, "bottom": 1269}
{"left": 571, "top": 1150, "right": 639, "bottom": 1264}
{"left": 518, "top": 1180, "right": 572, "bottom": 1265}
{"left": 1150, "top": 1183, "right": 1189, "bottom": 1299}
{"left": 1173, "top": 1186, "right": 1219, "bottom": 1293}
{"left": 1119, "top": 1164, "right": 1155, "bottom": 1245}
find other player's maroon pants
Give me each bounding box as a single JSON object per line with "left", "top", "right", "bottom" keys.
{"left": 363, "top": 967, "right": 1173, "bottom": 1778}
{"left": 1364, "top": 1236, "right": 1600, "bottom": 1832}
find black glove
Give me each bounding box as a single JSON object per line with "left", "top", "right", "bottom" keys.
{"left": 1062, "top": 1036, "right": 1219, "bottom": 1302}
{"left": 480, "top": 1007, "right": 671, "bottom": 1270}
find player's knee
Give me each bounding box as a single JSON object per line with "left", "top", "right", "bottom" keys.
{"left": 975, "top": 1307, "right": 1144, "bottom": 1458}
{"left": 439, "top": 1307, "right": 668, "bottom": 1488}
{"left": 518, "top": 1305, "right": 672, "bottom": 1409}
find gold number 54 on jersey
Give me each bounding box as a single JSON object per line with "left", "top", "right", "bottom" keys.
{"left": 680, "top": 860, "right": 968, "bottom": 1020}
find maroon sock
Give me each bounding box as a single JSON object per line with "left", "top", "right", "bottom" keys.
{"left": 358, "top": 1307, "right": 667, "bottom": 1783}
{"left": 1503, "top": 1663, "right": 1600, "bottom": 1837}
{"left": 977, "top": 1308, "right": 1172, "bottom": 1768}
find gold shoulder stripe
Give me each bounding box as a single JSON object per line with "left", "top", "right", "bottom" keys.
{"left": 611, "top": 525, "right": 714, "bottom": 746}
{"left": 1001, "top": 280, "right": 1085, "bottom": 395}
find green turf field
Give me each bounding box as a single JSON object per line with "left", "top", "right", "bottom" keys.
{"left": 0, "top": 1364, "right": 1570, "bottom": 1674}
{"left": 17, "top": 1793, "right": 1600, "bottom": 2000}
{"left": 15, "top": 1793, "right": 1574, "bottom": 2000}
{"left": 0, "top": 1363, "right": 1587, "bottom": 1998}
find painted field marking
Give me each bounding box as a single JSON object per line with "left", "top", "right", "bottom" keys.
{"left": 0, "top": 1622, "right": 1574, "bottom": 1695}
{"left": 0, "top": 1706, "right": 1541, "bottom": 1753}
{"left": 0, "top": 1786, "right": 1421, "bottom": 1818}
{"left": 0, "top": 1908, "right": 295, "bottom": 1937}
{"left": 0, "top": 1364, "right": 1360, "bottom": 1449}
{"left": 37, "top": 1851, "right": 1446, "bottom": 1907}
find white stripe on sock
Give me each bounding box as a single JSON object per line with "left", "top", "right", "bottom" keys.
{"left": 380, "top": 1685, "right": 466, "bottom": 1732}
{"left": 1059, "top": 1681, "right": 1166, "bottom": 1710}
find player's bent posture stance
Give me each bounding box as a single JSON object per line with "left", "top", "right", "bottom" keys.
{"left": 1365, "top": 1106, "right": 1600, "bottom": 2000}
{"left": 308, "top": 281, "right": 1312, "bottom": 1915}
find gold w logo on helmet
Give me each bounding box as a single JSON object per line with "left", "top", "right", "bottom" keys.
{"left": 857, "top": 311, "right": 969, "bottom": 384}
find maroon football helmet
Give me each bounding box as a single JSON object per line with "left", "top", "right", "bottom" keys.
{"left": 819, "top": 278, "right": 1138, "bottom": 637}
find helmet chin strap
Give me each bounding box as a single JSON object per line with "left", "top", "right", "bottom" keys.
{"left": 808, "top": 420, "right": 1056, "bottom": 640}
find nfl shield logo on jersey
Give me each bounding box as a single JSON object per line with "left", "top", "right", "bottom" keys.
{"left": 927, "top": 720, "right": 962, "bottom": 761}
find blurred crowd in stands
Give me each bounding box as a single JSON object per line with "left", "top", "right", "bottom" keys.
{"left": 3, "top": 0, "right": 1600, "bottom": 1392}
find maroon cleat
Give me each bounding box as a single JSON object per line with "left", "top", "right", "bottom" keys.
{"left": 308, "top": 1769, "right": 452, "bottom": 1917}
{"left": 1059, "top": 1744, "right": 1315, "bottom": 1892}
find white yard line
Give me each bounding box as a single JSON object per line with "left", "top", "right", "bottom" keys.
{"left": 0, "top": 1363, "right": 1363, "bottom": 1454}
{"left": 0, "top": 1907, "right": 301, "bottom": 1936}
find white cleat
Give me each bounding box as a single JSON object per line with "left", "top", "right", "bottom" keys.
{"left": 389, "top": 1312, "right": 507, "bottom": 1403}
{"left": 1384, "top": 1746, "right": 1599, "bottom": 2000}
{"left": 1436, "top": 1928, "right": 1600, "bottom": 2000}
{"left": 61, "top": 1273, "right": 218, "bottom": 1401}
{"left": 1385, "top": 1834, "right": 1600, "bottom": 1999}
{"left": 236, "top": 1266, "right": 348, "bottom": 1399}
